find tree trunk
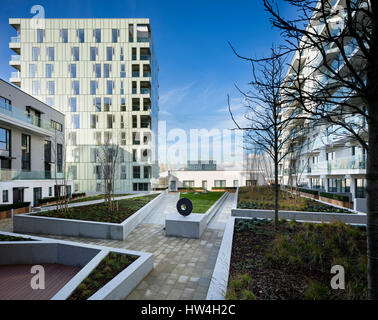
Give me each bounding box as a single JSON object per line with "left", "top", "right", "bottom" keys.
{"left": 274, "top": 160, "right": 279, "bottom": 226}
{"left": 367, "top": 104, "right": 378, "bottom": 300}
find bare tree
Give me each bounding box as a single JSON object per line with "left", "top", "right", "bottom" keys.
{"left": 256, "top": 0, "right": 377, "bottom": 299}
{"left": 229, "top": 47, "right": 296, "bottom": 226}
{"left": 97, "top": 143, "right": 120, "bottom": 213}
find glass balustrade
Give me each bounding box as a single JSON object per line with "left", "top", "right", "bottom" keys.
{"left": 0, "top": 169, "right": 66, "bottom": 181}
{"left": 10, "top": 55, "right": 20, "bottom": 61}
{"left": 310, "top": 155, "right": 366, "bottom": 173}
{"left": 10, "top": 36, "right": 20, "bottom": 43}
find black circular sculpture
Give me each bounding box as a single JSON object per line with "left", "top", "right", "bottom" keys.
{"left": 176, "top": 198, "right": 193, "bottom": 217}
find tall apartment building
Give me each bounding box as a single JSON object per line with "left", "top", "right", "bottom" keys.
{"left": 8, "top": 18, "right": 159, "bottom": 193}
{"left": 0, "top": 78, "right": 73, "bottom": 206}
{"left": 278, "top": 0, "right": 368, "bottom": 212}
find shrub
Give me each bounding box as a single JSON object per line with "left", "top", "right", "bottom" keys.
{"left": 72, "top": 192, "right": 86, "bottom": 198}
{"left": 304, "top": 281, "right": 329, "bottom": 300}
{"left": 319, "top": 192, "right": 349, "bottom": 202}
{"left": 298, "top": 188, "right": 319, "bottom": 196}
{"left": 0, "top": 202, "right": 31, "bottom": 211}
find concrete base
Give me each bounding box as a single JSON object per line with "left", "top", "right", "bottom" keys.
{"left": 165, "top": 213, "right": 207, "bottom": 239}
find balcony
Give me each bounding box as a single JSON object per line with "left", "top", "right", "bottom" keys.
{"left": 0, "top": 169, "right": 65, "bottom": 181}
{"left": 137, "top": 37, "right": 150, "bottom": 43}
{"left": 309, "top": 155, "right": 366, "bottom": 174}
{"left": 140, "top": 88, "right": 150, "bottom": 95}
{"left": 9, "top": 71, "right": 21, "bottom": 87}
{"left": 9, "top": 36, "right": 20, "bottom": 54}
{"left": 140, "top": 55, "right": 151, "bottom": 61}
{"left": 9, "top": 54, "right": 21, "bottom": 71}
{"left": 0, "top": 104, "right": 54, "bottom": 136}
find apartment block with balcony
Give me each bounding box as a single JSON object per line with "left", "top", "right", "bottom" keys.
{"left": 0, "top": 78, "right": 73, "bottom": 206}
{"left": 278, "top": 0, "right": 368, "bottom": 212}
{"left": 8, "top": 18, "right": 159, "bottom": 193}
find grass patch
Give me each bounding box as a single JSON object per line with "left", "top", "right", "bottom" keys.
{"left": 33, "top": 194, "right": 158, "bottom": 223}
{"left": 67, "top": 252, "right": 137, "bottom": 300}
{"left": 238, "top": 186, "right": 352, "bottom": 213}
{"left": 0, "top": 234, "right": 34, "bottom": 241}
{"left": 180, "top": 192, "right": 224, "bottom": 213}
{"left": 68, "top": 193, "right": 131, "bottom": 204}
{"left": 227, "top": 218, "right": 367, "bottom": 300}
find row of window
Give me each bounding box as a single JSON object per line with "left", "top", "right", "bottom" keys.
{"left": 309, "top": 177, "right": 366, "bottom": 198}
{"left": 36, "top": 26, "right": 149, "bottom": 44}
{"left": 30, "top": 79, "right": 151, "bottom": 96}
{"left": 182, "top": 180, "right": 240, "bottom": 189}
{"left": 31, "top": 46, "right": 150, "bottom": 62}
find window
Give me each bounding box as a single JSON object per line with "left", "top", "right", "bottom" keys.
{"left": 90, "top": 80, "right": 97, "bottom": 95}
{"left": 0, "top": 128, "right": 10, "bottom": 151}
{"left": 90, "top": 47, "right": 97, "bottom": 61}
{"left": 352, "top": 146, "right": 356, "bottom": 156}
{"left": 37, "top": 29, "right": 44, "bottom": 43}
{"left": 69, "top": 97, "right": 77, "bottom": 112}
{"left": 46, "top": 97, "right": 54, "bottom": 107}
{"left": 94, "top": 64, "right": 101, "bottom": 78}
{"left": 90, "top": 114, "right": 98, "bottom": 129}
{"left": 103, "top": 97, "right": 112, "bottom": 111}
{"left": 72, "top": 47, "right": 79, "bottom": 61}
{"left": 46, "top": 64, "right": 53, "bottom": 78}
{"left": 104, "top": 132, "right": 112, "bottom": 144}
{"left": 94, "top": 97, "right": 101, "bottom": 112}
{"left": 144, "top": 166, "right": 150, "bottom": 179}
{"left": 132, "top": 48, "right": 137, "bottom": 60}
{"left": 72, "top": 80, "right": 80, "bottom": 95}
{"left": 90, "top": 148, "right": 98, "bottom": 163}
{"left": 121, "top": 132, "right": 127, "bottom": 145}
{"left": 72, "top": 115, "right": 80, "bottom": 129}
{"left": 49, "top": 187, "right": 52, "bottom": 197}
{"left": 69, "top": 64, "right": 77, "bottom": 78}
{"left": 106, "top": 47, "right": 113, "bottom": 61}
{"left": 94, "top": 132, "right": 101, "bottom": 145}
{"left": 47, "top": 81, "right": 55, "bottom": 95}
{"left": 94, "top": 29, "right": 101, "bottom": 43}
{"left": 69, "top": 165, "right": 77, "bottom": 180}
{"left": 202, "top": 180, "right": 207, "bottom": 190}
{"left": 61, "top": 29, "right": 68, "bottom": 43}
{"left": 32, "top": 81, "right": 40, "bottom": 95}
{"left": 2, "top": 190, "right": 8, "bottom": 203}
{"left": 106, "top": 80, "right": 113, "bottom": 95}
{"left": 129, "top": 24, "right": 134, "bottom": 42}
{"left": 51, "top": 120, "right": 63, "bottom": 132}
{"left": 356, "top": 179, "right": 366, "bottom": 198}
{"left": 120, "top": 64, "right": 126, "bottom": 78}
{"left": 121, "top": 165, "right": 126, "bottom": 179}
{"left": 21, "top": 134, "right": 31, "bottom": 171}
{"left": 233, "top": 180, "right": 239, "bottom": 187}
{"left": 132, "top": 115, "right": 137, "bottom": 128}
{"left": 112, "top": 29, "right": 119, "bottom": 43}
{"left": 183, "top": 181, "right": 194, "bottom": 188}
{"left": 107, "top": 114, "right": 114, "bottom": 129}
{"left": 133, "top": 150, "right": 137, "bottom": 162}
{"left": 77, "top": 29, "right": 84, "bottom": 43}
{"left": 104, "top": 64, "right": 111, "bottom": 78}
{"left": 44, "top": 140, "right": 51, "bottom": 163}
{"left": 29, "top": 64, "right": 37, "bottom": 78}
{"left": 32, "top": 47, "right": 40, "bottom": 61}
{"left": 70, "top": 132, "right": 77, "bottom": 146}
{"left": 132, "top": 132, "right": 140, "bottom": 145}
{"left": 214, "top": 180, "right": 226, "bottom": 188}
{"left": 121, "top": 98, "right": 126, "bottom": 111}
{"left": 0, "top": 97, "right": 12, "bottom": 111}
{"left": 120, "top": 115, "right": 125, "bottom": 128}
{"left": 47, "top": 47, "right": 54, "bottom": 61}
{"left": 133, "top": 166, "right": 140, "bottom": 179}
{"left": 326, "top": 151, "right": 335, "bottom": 161}
{"left": 120, "top": 80, "right": 124, "bottom": 94}
{"left": 120, "top": 48, "right": 124, "bottom": 61}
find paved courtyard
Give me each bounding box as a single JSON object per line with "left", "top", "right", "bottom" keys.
{"left": 0, "top": 192, "right": 234, "bottom": 300}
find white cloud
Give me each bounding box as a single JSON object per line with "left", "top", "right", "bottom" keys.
{"left": 159, "top": 82, "right": 196, "bottom": 108}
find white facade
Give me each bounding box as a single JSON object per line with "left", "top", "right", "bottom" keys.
{"left": 0, "top": 78, "right": 73, "bottom": 206}
{"left": 8, "top": 18, "right": 159, "bottom": 193}
{"left": 278, "top": 0, "right": 367, "bottom": 212}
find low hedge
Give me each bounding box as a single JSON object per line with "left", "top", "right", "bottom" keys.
{"left": 320, "top": 192, "right": 350, "bottom": 202}
{"left": 39, "top": 196, "right": 67, "bottom": 204}
{"left": 0, "top": 202, "right": 31, "bottom": 211}
{"left": 298, "top": 188, "right": 319, "bottom": 196}
{"left": 212, "top": 187, "right": 237, "bottom": 191}
{"left": 72, "top": 192, "right": 86, "bottom": 198}
{"left": 178, "top": 187, "right": 203, "bottom": 190}
{"left": 153, "top": 187, "right": 168, "bottom": 191}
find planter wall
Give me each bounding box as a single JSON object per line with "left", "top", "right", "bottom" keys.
{"left": 0, "top": 206, "right": 30, "bottom": 220}
{"left": 0, "top": 231, "right": 153, "bottom": 300}
{"left": 300, "top": 192, "right": 319, "bottom": 200}
{"left": 319, "top": 196, "right": 352, "bottom": 209}
{"left": 14, "top": 192, "right": 166, "bottom": 240}
{"left": 232, "top": 208, "right": 366, "bottom": 225}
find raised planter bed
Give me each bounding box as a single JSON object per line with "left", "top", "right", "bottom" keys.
{"left": 319, "top": 196, "right": 352, "bottom": 209}
{"left": 0, "top": 231, "right": 153, "bottom": 300}
{"left": 0, "top": 205, "right": 31, "bottom": 220}
{"left": 166, "top": 192, "right": 228, "bottom": 239}
{"left": 225, "top": 218, "right": 367, "bottom": 300}
{"left": 14, "top": 192, "right": 166, "bottom": 240}
{"left": 232, "top": 208, "right": 366, "bottom": 224}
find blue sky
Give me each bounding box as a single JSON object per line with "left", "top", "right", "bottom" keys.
{"left": 0, "top": 0, "right": 293, "bottom": 165}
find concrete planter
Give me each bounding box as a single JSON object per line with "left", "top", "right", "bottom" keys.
{"left": 14, "top": 192, "right": 166, "bottom": 240}
{"left": 207, "top": 217, "right": 235, "bottom": 300}
{"left": 0, "top": 231, "right": 153, "bottom": 300}
{"left": 232, "top": 208, "right": 367, "bottom": 225}
{"left": 165, "top": 192, "right": 228, "bottom": 239}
